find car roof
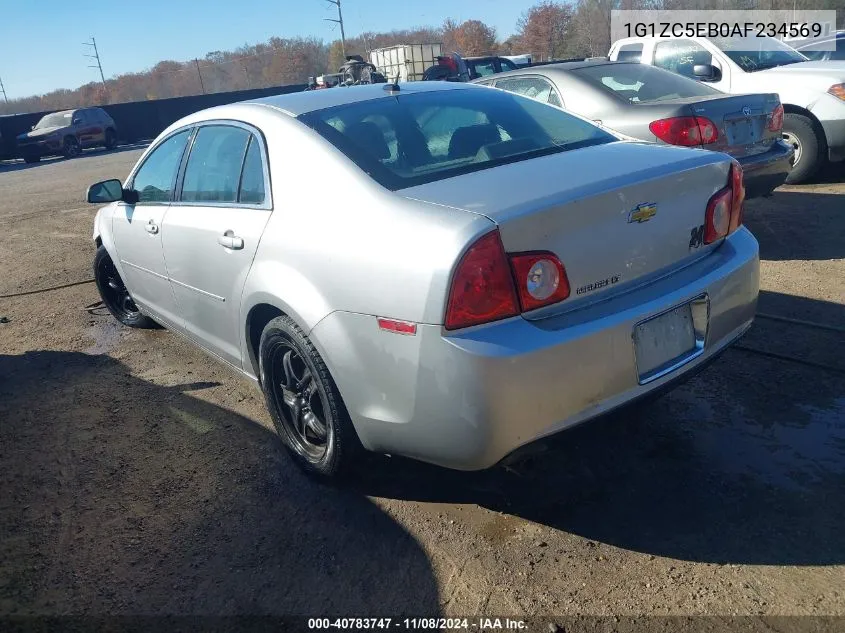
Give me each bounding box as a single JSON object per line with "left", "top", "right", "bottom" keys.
{"left": 795, "top": 32, "right": 845, "bottom": 47}
{"left": 249, "top": 81, "right": 478, "bottom": 117}
{"left": 472, "top": 59, "right": 637, "bottom": 81}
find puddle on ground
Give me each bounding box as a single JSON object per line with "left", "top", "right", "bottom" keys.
{"left": 84, "top": 319, "right": 124, "bottom": 355}
{"left": 683, "top": 394, "right": 845, "bottom": 490}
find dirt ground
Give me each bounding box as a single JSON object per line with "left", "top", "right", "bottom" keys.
{"left": 0, "top": 147, "right": 843, "bottom": 622}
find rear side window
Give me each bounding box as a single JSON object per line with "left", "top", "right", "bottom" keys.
{"left": 238, "top": 137, "right": 266, "bottom": 204}
{"left": 472, "top": 60, "right": 497, "bottom": 77}
{"left": 616, "top": 43, "right": 643, "bottom": 62}
{"left": 495, "top": 76, "right": 563, "bottom": 107}
{"left": 132, "top": 129, "right": 191, "bottom": 203}
{"left": 653, "top": 40, "right": 713, "bottom": 78}
{"left": 181, "top": 126, "right": 251, "bottom": 203}
{"left": 573, "top": 63, "right": 719, "bottom": 103}
{"left": 298, "top": 88, "right": 614, "bottom": 190}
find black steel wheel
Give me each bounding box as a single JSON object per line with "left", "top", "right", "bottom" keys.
{"left": 93, "top": 246, "right": 157, "bottom": 328}
{"left": 259, "top": 315, "right": 360, "bottom": 478}
{"left": 63, "top": 136, "right": 81, "bottom": 158}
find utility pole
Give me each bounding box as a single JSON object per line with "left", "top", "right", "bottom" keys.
{"left": 83, "top": 37, "right": 107, "bottom": 91}
{"left": 324, "top": 0, "right": 347, "bottom": 58}
{"left": 194, "top": 59, "right": 206, "bottom": 94}
{"left": 0, "top": 76, "right": 8, "bottom": 104}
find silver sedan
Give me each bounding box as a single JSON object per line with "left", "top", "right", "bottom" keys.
{"left": 87, "top": 81, "right": 759, "bottom": 478}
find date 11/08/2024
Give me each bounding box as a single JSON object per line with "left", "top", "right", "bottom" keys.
{"left": 308, "top": 618, "right": 529, "bottom": 630}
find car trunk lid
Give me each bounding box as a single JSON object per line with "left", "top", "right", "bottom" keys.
{"left": 400, "top": 141, "right": 732, "bottom": 318}
{"left": 641, "top": 93, "right": 781, "bottom": 159}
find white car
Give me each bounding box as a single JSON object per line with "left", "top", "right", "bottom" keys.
{"left": 609, "top": 35, "right": 845, "bottom": 183}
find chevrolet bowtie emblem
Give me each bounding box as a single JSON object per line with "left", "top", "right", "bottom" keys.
{"left": 628, "top": 202, "right": 657, "bottom": 224}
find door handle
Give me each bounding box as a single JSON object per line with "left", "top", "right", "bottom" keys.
{"left": 145, "top": 221, "right": 159, "bottom": 234}
{"left": 217, "top": 231, "right": 244, "bottom": 250}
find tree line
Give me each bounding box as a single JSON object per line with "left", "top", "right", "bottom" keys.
{"left": 1, "top": 0, "right": 842, "bottom": 115}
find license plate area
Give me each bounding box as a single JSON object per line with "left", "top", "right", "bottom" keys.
{"left": 633, "top": 296, "right": 709, "bottom": 385}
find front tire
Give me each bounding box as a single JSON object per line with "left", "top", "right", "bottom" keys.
{"left": 259, "top": 315, "right": 360, "bottom": 479}
{"left": 783, "top": 113, "right": 823, "bottom": 184}
{"left": 23, "top": 154, "right": 40, "bottom": 164}
{"left": 93, "top": 246, "right": 157, "bottom": 328}
{"left": 104, "top": 129, "right": 116, "bottom": 150}
{"left": 63, "top": 136, "right": 81, "bottom": 158}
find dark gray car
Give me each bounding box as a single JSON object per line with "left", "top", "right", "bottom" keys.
{"left": 473, "top": 61, "right": 793, "bottom": 198}
{"left": 16, "top": 107, "right": 117, "bottom": 163}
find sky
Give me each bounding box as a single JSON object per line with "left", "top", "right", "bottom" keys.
{"left": 0, "top": 0, "right": 538, "bottom": 100}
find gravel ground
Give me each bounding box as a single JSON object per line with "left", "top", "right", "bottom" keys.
{"left": 0, "top": 148, "right": 843, "bottom": 624}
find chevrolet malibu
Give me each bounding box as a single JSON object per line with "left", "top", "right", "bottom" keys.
{"left": 87, "top": 82, "right": 759, "bottom": 478}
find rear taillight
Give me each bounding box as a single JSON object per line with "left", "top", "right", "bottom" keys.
{"left": 649, "top": 116, "right": 719, "bottom": 146}
{"left": 768, "top": 104, "right": 784, "bottom": 132}
{"left": 445, "top": 231, "right": 571, "bottom": 330}
{"left": 508, "top": 252, "right": 570, "bottom": 312}
{"left": 445, "top": 231, "right": 519, "bottom": 330}
{"left": 704, "top": 161, "right": 744, "bottom": 244}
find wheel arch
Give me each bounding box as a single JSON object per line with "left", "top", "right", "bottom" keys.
{"left": 783, "top": 104, "right": 827, "bottom": 150}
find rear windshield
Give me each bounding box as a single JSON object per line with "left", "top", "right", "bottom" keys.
{"left": 297, "top": 88, "right": 615, "bottom": 190}
{"left": 573, "top": 63, "right": 720, "bottom": 103}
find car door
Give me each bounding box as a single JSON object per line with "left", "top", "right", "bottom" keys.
{"left": 161, "top": 123, "right": 272, "bottom": 367}
{"left": 110, "top": 128, "right": 192, "bottom": 328}
{"left": 74, "top": 110, "right": 101, "bottom": 147}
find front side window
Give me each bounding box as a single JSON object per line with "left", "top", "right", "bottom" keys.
{"left": 573, "top": 63, "right": 719, "bottom": 103}
{"left": 298, "top": 88, "right": 614, "bottom": 190}
{"left": 472, "top": 61, "right": 497, "bottom": 77}
{"left": 500, "top": 59, "right": 518, "bottom": 71}
{"left": 132, "top": 129, "right": 191, "bottom": 203}
{"left": 495, "top": 77, "right": 562, "bottom": 107}
{"left": 653, "top": 40, "right": 713, "bottom": 78}
{"left": 181, "top": 126, "right": 251, "bottom": 203}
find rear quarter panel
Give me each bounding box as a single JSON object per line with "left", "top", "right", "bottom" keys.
{"left": 239, "top": 109, "right": 494, "bottom": 373}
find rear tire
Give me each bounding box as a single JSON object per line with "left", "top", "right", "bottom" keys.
{"left": 93, "top": 246, "right": 157, "bottom": 329}
{"left": 783, "top": 113, "right": 823, "bottom": 184}
{"left": 259, "top": 315, "right": 361, "bottom": 480}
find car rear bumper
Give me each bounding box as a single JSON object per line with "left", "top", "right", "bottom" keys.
{"left": 311, "top": 228, "right": 760, "bottom": 471}
{"left": 737, "top": 140, "right": 793, "bottom": 198}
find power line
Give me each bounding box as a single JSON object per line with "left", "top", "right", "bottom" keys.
{"left": 0, "top": 76, "right": 8, "bottom": 104}
{"left": 324, "top": 0, "right": 347, "bottom": 58}
{"left": 83, "top": 37, "right": 107, "bottom": 91}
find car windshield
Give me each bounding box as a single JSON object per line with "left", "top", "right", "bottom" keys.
{"left": 297, "top": 88, "right": 615, "bottom": 190}
{"left": 572, "top": 63, "right": 720, "bottom": 103}
{"left": 35, "top": 112, "right": 73, "bottom": 129}
{"left": 712, "top": 37, "right": 807, "bottom": 72}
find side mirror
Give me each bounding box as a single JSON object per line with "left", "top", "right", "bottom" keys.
{"left": 87, "top": 179, "right": 137, "bottom": 204}
{"left": 693, "top": 64, "right": 721, "bottom": 82}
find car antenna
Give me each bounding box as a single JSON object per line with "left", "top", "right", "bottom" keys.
{"left": 383, "top": 72, "right": 400, "bottom": 92}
